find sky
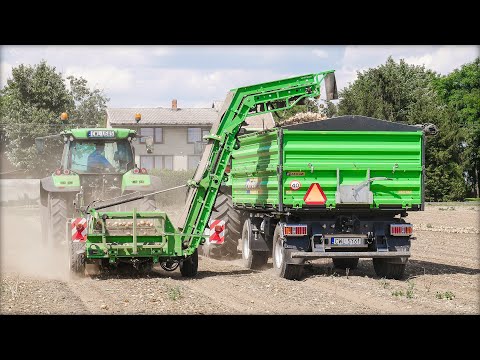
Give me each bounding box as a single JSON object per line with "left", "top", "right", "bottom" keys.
{"left": 1, "top": 45, "right": 478, "bottom": 109}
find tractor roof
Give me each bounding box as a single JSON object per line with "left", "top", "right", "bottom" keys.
{"left": 62, "top": 128, "right": 136, "bottom": 139}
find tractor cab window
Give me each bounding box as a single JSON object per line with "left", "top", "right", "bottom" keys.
{"left": 68, "top": 140, "right": 133, "bottom": 174}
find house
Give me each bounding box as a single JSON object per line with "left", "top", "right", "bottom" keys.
{"left": 106, "top": 99, "right": 275, "bottom": 171}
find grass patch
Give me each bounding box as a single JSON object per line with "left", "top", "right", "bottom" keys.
{"left": 392, "top": 290, "right": 404, "bottom": 297}
{"left": 436, "top": 291, "right": 455, "bottom": 300}
{"left": 168, "top": 286, "right": 182, "bottom": 301}
{"left": 406, "top": 281, "right": 415, "bottom": 299}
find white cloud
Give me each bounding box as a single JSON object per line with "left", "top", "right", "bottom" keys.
{"left": 312, "top": 49, "right": 329, "bottom": 58}
{"left": 403, "top": 46, "right": 479, "bottom": 74}
{"left": 65, "top": 66, "right": 134, "bottom": 92}
{"left": 338, "top": 45, "right": 479, "bottom": 90}
{"left": 0, "top": 61, "right": 13, "bottom": 87}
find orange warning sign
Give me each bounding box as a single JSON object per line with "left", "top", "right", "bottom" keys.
{"left": 303, "top": 183, "right": 327, "bottom": 205}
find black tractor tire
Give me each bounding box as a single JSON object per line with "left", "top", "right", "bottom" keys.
{"left": 272, "top": 225, "right": 304, "bottom": 280}
{"left": 48, "top": 194, "right": 72, "bottom": 248}
{"left": 372, "top": 258, "right": 407, "bottom": 280}
{"left": 180, "top": 249, "right": 198, "bottom": 277}
{"left": 69, "top": 241, "right": 86, "bottom": 275}
{"left": 241, "top": 218, "right": 269, "bottom": 269}
{"left": 207, "top": 188, "right": 242, "bottom": 258}
{"left": 332, "top": 258, "right": 359, "bottom": 270}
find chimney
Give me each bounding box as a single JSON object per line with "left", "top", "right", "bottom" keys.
{"left": 172, "top": 99, "right": 178, "bottom": 111}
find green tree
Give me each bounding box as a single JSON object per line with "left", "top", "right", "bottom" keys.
{"left": 337, "top": 57, "right": 467, "bottom": 201}
{"left": 0, "top": 60, "right": 109, "bottom": 176}
{"left": 434, "top": 58, "right": 480, "bottom": 198}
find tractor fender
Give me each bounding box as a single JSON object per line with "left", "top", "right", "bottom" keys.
{"left": 124, "top": 174, "right": 163, "bottom": 192}
{"left": 40, "top": 176, "right": 81, "bottom": 193}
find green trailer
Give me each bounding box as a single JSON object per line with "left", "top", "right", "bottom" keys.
{"left": 229, "top": 115, "right": 436, "bottom": 279}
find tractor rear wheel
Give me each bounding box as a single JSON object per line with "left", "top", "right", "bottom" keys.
{"left": 48, "top": 194, "right": 73, "bottom": 248}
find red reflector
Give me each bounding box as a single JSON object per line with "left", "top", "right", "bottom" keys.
{"left": 284, "top": 225, "right": 307, "bottom": 236}
{"left": 140, "top": 168, "right": 147, "bottom": 174}
{"left": 63, "top": 169, "right": 70, "bottom": 175}
{"left": 133, "top": 168, "right": 140, "bottom": 174}
{"left": 55, "top": 169, "right": 62, "bottom": 176}
{"left": 390, "top": 224, "right": 413, "bottom": 236}
{"left": 214, "top": 225, "right": 223, "bottom": 233}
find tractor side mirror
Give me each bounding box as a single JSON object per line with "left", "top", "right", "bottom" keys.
{"left": 145, "top": 136, "right": 154, "bottom": 154}
{"left": 325, "top": 72, "right": 338, "bottom": 101}
{"left": 35, "top": 138, "right": 45, "bottom": 154}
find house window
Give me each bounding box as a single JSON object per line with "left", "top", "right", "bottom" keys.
{"left": 188, "top": 155, "right": 201, "bottom": 170}
{"left": 140, "top": 155, "right": 154, "bottom": 170}
{"left": 140, "top": 127, "right": 163, "bottom": 143}
{"left": 155, "top": 128, "right": 163, "bottom": 143}
{"left": 140, "top": 155, "right": 173, "bottom": 170}
{"left": 187, "top": 128, "right": 202, "bottom": 143}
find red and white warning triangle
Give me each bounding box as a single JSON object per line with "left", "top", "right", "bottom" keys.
{"left": 303, "top": 183, "right": 327, "bottom": 205}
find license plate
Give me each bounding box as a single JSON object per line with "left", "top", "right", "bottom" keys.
{"left": 331, "top": 237, "right": 363, "bottom": 246}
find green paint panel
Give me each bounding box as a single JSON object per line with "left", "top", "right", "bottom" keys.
{"left": 232, "top": 129, "right": 423, "bottom": 209}
{"left": 122, "top": 170, "right": 152, "bottom": 191}
{"left": 66, "top": 128, "right": 135, "bottom": 139}
{"left": 52, "top": 173, "right": 80, "bottom": 187}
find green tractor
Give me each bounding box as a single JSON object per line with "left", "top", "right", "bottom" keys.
{"left": 36, "top": 126, "right": 162, "bottom": 248}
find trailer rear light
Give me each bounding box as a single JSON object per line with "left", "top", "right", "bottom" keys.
{"left": 390, "top": 224, "right": 413, "bottom": 236}
{"left": 63, "top": 169, "right": 70, "bottom": 175}
{"left": 133, "top": 168, "right": 140, "bottom": 174}
{"left": 55, "top": 169, "right": 62, "bottom": 175}
{"left": 140, "top": 168, "right": 147, "bottom": 174}
{"left": 283, "top": 225, "right": 308, "bottom": 236}
{"left": 225, "top": 165, "right": 231, "bottom": 173}
{"left": 214, "top": 225, "right": 223, "bottom": 232}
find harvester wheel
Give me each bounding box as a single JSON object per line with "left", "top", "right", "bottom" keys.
{"left": 272, "top": 225, "right": 304, "bottom": 280}
{"left": 372, "top": 258, "right": 407, "bottom": 280}
{"left": 332, "top": 258, "right": 359, "bottom": 270}
{"left": 69, "top": 241, "right": 85, "bottom": 275}
{"left": 241, "top": 218, "right": 268, "bottom": 269}
{"left": 180, "top": 249, "right": 198, "bottom": 277}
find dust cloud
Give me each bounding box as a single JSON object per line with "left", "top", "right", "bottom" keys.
{"left": 1, "top": 206, "right": 69, "bottom": 281}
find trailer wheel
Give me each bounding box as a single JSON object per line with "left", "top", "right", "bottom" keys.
{"left": 205, "top": 187, "right": 242, "bottom": 259}
{"left": 372, "top": 258, "right": 407, "bottom": 280}
{"left": 272, "top": 225, "right": 303, "bottom": 280}
{"left": 69, "top": 241, "right": 85, "bottom": 275}
{"left": 241, "top": 218, "right": 268, "bottom": 269}
{"left": 180, "top": 249, "right": 198, "bottom": 277}
{"left": 332, "top": 258, "right": 359, "bottom": 270}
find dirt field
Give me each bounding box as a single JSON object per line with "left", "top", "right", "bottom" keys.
{"left": 1, "top": 204, "right": 478, "bottom": 315}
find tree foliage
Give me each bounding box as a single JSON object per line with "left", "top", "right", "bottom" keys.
{"left": 0, "top": 61, "right": 109, "bottom": 176}
{"left": 434, "top": 57, "right": 480, "bottom": 197}
{"left": 337, "top": 57, "right": 469, "bottom": 201}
